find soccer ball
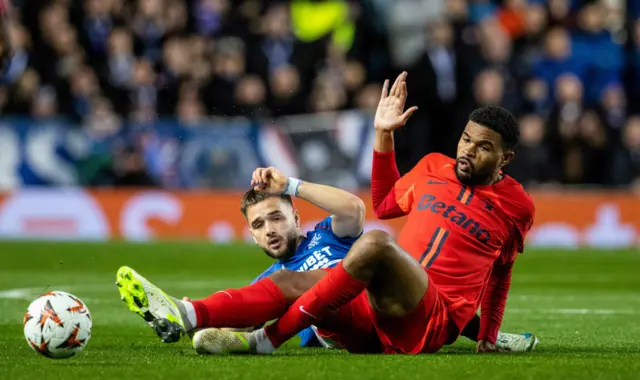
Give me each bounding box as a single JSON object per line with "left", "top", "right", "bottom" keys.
{"left": 23, "top": 291, "right": 92, "bottom": 359}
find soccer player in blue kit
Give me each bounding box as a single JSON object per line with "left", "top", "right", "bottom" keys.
{"left": 117, "top": 165, "right": 365, "bottom": 348}
{"left": 242, "top": 166, "right": 365, "bottom": 348}
{"left": 117, "top": 166, "right": 537, "bottom": 352}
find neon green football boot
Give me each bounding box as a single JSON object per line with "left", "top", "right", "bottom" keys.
{"left": 116, "top": 266, "right": 192, "bottom": 343}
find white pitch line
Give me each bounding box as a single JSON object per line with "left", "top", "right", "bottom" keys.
{"left": 0, "top": 279, "right": 253, "bottom": 301}
{"left": 0, "top": 287, "right": 39, "bottom": 300}
{"left": 508, "top": 308, "right": 639, "bottom": 315}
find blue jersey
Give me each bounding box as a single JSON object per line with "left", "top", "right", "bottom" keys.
{"left": 251, "top": 216, "right": 360, "bottom": 347}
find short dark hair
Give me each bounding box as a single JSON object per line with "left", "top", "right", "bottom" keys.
{"left": 240, "top": 189, "right": 293, "bottom": 217}
{"left": 469, "top": 106, "right": 520, "bottom": 150}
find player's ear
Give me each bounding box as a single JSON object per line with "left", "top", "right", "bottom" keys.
{"left": 293, "top": 209, "right": 300, "bottom": 228}
{"left": 501, "top": 151, "right": 515, "bottom": 168}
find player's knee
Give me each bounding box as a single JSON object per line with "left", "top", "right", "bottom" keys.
{"left": 351, "top": 230, "right": 395, "bottom": 260}
{"left": 343, "top": 230, "right": 395, "bottom": 275}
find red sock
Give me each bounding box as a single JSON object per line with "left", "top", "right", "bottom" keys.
{"left": 191, "top": 278, "right": 288, "bottom": 328}
{"left": 264, "top": 263, "right": 367, "bottom": 348}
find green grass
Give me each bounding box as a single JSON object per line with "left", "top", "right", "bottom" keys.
{"left": 0, "top": 242, "right": 639, "bottom": 379}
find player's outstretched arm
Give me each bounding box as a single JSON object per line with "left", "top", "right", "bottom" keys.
{"left": 251, "top": 167, "right": 365, "bottom": 238}
{"left": 370, "top": 72, "right": 419, "bottom": 220}
{"left": 294, "top": 180, "right": 365, "bottom": 238}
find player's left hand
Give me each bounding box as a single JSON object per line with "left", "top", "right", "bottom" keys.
{"left": 251, "top": 166, "right": 288, "bottom": 194}
{"left": 374, "top": 71, "right": 418, "bottom": 132}
{"left": 476, "top": 340, "right": 504, "bottom": 353}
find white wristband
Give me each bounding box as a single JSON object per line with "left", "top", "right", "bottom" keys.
{"left": 283, "top": 177, "right": 301, "bottom": 197}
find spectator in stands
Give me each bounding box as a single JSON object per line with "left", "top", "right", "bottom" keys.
{"left": 309, "top": 70, "right": 347, "bottom": 113}
{"left": 547, "top": 73, "right": 583, "bottom": 183}
{"left": 600, "top": 83, "right": 626, "bottom": 130}
{"left": 112, "top": 144, "right": 158, "bottom": 187}
{"left": 267, "top": 64, "right": 305, "bottom": 116}
{"left": 547, "top": 0, "right": 572, "bottom": 26}
{"left": 610, "top": 116, "right": 640, "bottom": 187}
{"left": 80, "top": 0, "right": 114, "bottom": 66}
{"left": 128, "top": 58, "right": 157, "bottom": 120}
{"left": 85, "top": 96, "right": 121, "bottom": 139}
{"left": 575, "top": 109, "right": 611, "bottom": 185}
{"left": 571, "top": 2, "right": 623, "bottom": 103}
{"left": 164, "top": 0, "right": 188, "bottom": 36}
{"left": 31, "top": 85, "right": 58, "bottom": 120}
{"left": 7, "top": 68, "right": 40, "bottom": 114}
{"left": 68, "top": 65, "right": 101, "bottom": 120}
{"left": 105, "top": 28, "right": 135, "bottom": 90}
{"left": 234, "top": 74, "right": 268, "bottom": 117}
{"left": 506, "top": 113, "right": 558, "bottom": 187}
{"left": 531, "top": 27, "right": 585, "bottom": 112}
{"left": 625, "top": 19, "right": 640, "bottom": 114}
{"left": 0, "top": 0, "right": 637, "bottom": 190}
{"left": 177, "top": 94, "right": 206, "bottom": 127}
{"left": 200, "top": 36, "right": 246, "bottom": 115}
{"left": 131, "top": 0, "right": 165, "bottom": 62}
{"left": 2, "top": 23, "right": 31, "bottom": 86}
{"left": 513, "top": 1, "right": 547, "bottom": 64}
{"left": 475, "top": 20, "right": 520, "bottom": 111}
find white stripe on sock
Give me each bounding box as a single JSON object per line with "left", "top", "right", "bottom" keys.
{"left": 254, "top": 328, "right": 276, "bottom": 354}
{"left": 184, "top": 301, "right": 197, "bottom": 328}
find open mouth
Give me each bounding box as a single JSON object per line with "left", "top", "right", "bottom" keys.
{"left": 268, "top": 238, "right": 282, "bottom": 249}
{"left": 457, "top": 158, "right": 473, "bottom": 173}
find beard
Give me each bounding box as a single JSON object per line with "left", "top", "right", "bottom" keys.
{"left": 262, "top": 231, "right": 300, "bottom": 260}
{"left": 454, "top": 159, "right": 495, "bottom": 186}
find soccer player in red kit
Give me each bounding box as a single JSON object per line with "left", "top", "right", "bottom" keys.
{"left": 125, "top": 72, "right": 535, "bottom": 355}
{"left": 244, "top": 72, "right": 535, "bottom": 355}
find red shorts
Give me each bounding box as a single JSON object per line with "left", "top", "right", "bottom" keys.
{"left": 315, "top": 276, "right": 457, "bottom": 354}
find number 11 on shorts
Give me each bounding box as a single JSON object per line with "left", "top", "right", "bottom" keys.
{"left": 419, "top": 227, "right": 449, "bottom": 268}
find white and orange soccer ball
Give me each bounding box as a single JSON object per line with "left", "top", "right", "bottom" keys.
{"left": 23, "top": 291, "right": 92, "bottom": 359}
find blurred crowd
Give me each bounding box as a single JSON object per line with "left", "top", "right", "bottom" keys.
{"left": 0, "top": 0, "right": 639, "bottom": 189}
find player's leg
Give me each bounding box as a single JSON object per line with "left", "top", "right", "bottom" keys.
{"left": 192, "top": 291, "right": 383, "bottom": 355}
{"left": 239, "top": 230, "right": 441, "bottom": 354}
{"left": 115, "top": 266, "right": 326, "bottom": 342}
{"left": 311, "top": 292, "right": 383, "bottom": 353}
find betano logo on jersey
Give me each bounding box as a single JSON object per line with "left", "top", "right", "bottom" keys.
{"left": 416, "top": 194, "right": 492, "bottom": 244}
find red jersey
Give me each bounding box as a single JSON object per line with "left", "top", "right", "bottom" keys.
{"left": 371, "top": 151, "right": 535, "bottom": 342}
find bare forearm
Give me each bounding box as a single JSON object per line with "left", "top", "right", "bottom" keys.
{"left": 374, "top": 130, "right": 394, "bottom": 153}
{"left": 296, "top": 181, "right": 364, "bottom": 220}
{"left": 295, "top": 180, "right": 364, "bottom": 237}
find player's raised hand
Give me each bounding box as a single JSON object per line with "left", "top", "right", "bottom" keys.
{"left": 374, "top": 71, "right": 418, "bottom": 132}
{"left": 251, "top": 166, "right": 288, "bottom": 194}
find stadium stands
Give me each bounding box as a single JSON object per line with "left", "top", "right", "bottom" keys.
{"left": 0, "top": 0, "right": 637, "bottom": 190}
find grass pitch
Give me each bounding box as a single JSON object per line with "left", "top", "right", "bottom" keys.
{"left": 0, "top": 242, "right": 639, "bottom": 379}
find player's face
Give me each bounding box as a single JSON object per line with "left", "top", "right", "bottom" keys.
{"left": 455, "top": 122, "right": 514, "bottom": 186}
{"left": 246, "top": 197, "right": 301, "bottom": 260}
